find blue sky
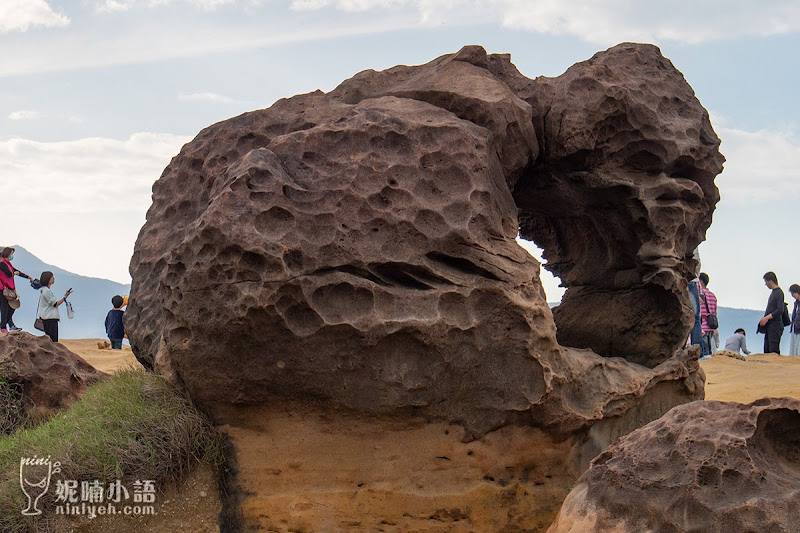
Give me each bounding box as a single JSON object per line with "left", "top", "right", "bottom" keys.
{"left": 2, "top": 0, "right": 799, "bottom": 311}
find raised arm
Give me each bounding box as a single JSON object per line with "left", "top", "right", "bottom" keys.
{"left": 41, "top": 288, "right": 71, "bottom": 308}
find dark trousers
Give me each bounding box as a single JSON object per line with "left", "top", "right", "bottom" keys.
{"left": 42, "top": 319, "right": 59, "bottom": 343}
{"left": 764, "top": 324, "right": 782, "bottom": 354}
{"left": 110, "top": 338, "right": 123, "bottom": 350}
{"left": 702, "top": 331, "right": 716, "bottom": 354}
{"left": 688, "top": 281, "right": 704, "bottom": 353}
{"left": 0, "top": 297, "right": 14, "bottom": 329}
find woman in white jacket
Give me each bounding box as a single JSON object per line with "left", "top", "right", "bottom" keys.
{"left": 38, "top": 271, "right": 71, "bottom": 342}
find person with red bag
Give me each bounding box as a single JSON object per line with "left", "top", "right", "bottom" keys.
{"left": 0, "top": 247, "right": 33, "bottom": 333}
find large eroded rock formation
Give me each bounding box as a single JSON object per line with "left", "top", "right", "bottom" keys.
{"left": 127, "top": 43, "right": 722, "bottom": 530}
{"left": 549, "top": 398, "right": 800, "bottom": 533}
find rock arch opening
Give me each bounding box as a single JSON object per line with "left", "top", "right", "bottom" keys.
{"left": 503, "top": 43, "right": 723, "bottom": 368}
{"left": 516, "top": 236, "right": 565, "bottom": 306}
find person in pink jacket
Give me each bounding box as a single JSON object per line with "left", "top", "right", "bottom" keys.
{"left": 0, "top": 247, "right": 33, "bottom": 333}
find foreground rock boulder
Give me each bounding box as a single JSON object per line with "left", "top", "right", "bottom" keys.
{"left": 127, "top": 43, "right": 721, "bottom": 530}
{"left": 550, "top": 398, "right": 800, "bottom": 533}
{"left": 0, "top": 333, "right": 107, "bottom": 421}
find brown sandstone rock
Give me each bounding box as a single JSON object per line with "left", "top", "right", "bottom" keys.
{"left": 511, "top": 43, "right": 725, "bottom": 366}
{"left": 0, "top": 333, "right": 107, "bottom": 420}
{"left": 126, "top": 43, "right": 721, "bottom": 530}
{"left": 328, "top": 44, "right": 539, "bottom": 188}
{"left": 715, "top": 349, "right": 747, "bottom": 361}
{"left": 549, "top": 398, "right": 800, "bottom": 533}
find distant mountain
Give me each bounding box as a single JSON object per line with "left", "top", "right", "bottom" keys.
{"left": 4, "top": 246, "right": 130, "bottom": 340}
{"left": 4, "top": 248, "right": 792, "bottom": 353}
{"left": 548, "top": 302, "right": 791, "bottom": 355}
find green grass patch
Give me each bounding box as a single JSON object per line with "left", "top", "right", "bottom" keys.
{"left": 0, "top": 368, "right": 224, "bottom": 533}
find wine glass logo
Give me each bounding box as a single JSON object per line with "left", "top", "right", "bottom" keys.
{"left": 19, "top": 456, "right": 61, "bottom": 516}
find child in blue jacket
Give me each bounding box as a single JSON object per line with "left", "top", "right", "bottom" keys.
{"left": 105, "top": 295, "right": 125, "bottom": 349}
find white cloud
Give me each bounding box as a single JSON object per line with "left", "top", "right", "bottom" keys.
{"left": 89, "top": 0, "right": 241, "bottom": 11}
{"left": 289, "top": 0, "right": 800, "bottom": 44}
{"left": 8, "top": 110, "right": 84, "bottom": 123}
{"left": 0, "top": 133, "right": 191, "bottom": 282}
{"left": 93, "top": 0, "right": 136, "bottom": 12}
{"left": 0, "top": 0, "right": 69, "bottom": 33}
{"left": 9, "top": 110, "right": 47, "bottom": 121}
{"left": 178, "top": 91, "right": 237, "bottom": 103}
{"left": 289, "top": 0, "right": 471, "bottom": 23}
{"left": 0, "top": 10, "right": 421, "bottom": 77}
{"left": 502, "top": 0, "right": 800, "bottom": 44}
{"left": 292, "top": 0, "right": 405, "bottom": 10}
{"left": 291, "top": 0, "right": 329, "bottom": 9}
{"left": 716, "top": 124, "right": 800, "bottom": 204}
{"left": 155, "top": 0, "right": 238, "bottom": 8}
{"left": 517, "top": 238, "right": 565, "bottom": 304}
{"left": 0, "top": 133, "right": 191, "bottom": 213}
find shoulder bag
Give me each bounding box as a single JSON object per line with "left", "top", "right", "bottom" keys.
{"left": 34, "top": 289, "right": 44, "bottom": 331}
{"left": 701, "top": 293, "right": 719, "bottom": 330}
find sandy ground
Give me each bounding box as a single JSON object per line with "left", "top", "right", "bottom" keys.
{"left": 60, "top": 338, "right": 139, "bottom": 374}
{"left": 701, "top": 350, "right": 800, "bottom": 403}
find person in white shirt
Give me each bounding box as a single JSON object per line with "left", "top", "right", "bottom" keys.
{"left": 37, "top": 271, "right": 72, "bottom": 342}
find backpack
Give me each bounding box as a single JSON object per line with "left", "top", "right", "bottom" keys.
{"left": 782, "top": 302, "right": 791, "bottom": 327}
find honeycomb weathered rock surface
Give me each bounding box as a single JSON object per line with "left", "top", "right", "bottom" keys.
{"left": 126, "top": 43, "right": 722, "bottom": 530}
{"left": 127, "top": 43, "right": 719, "bottom": 436}
{"left": 549, "top": 398, "right": 800, "bottom": 533}
{"left": 511, "top": 43, "right": 724, "bottom": 366}
{"left": 0, "top": 332, "right": 107, "bottom": 421}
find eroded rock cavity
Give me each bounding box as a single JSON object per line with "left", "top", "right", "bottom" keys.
{"left": 549, "top": 398, "right": 800, "bottom": 533}
{"left": 127, "top": 43, "right": 722, "bottom": 531}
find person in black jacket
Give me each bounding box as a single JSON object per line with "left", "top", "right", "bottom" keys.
{"left": 758, "top": 272, "right": 786, "bottom": 354}
{"left": 789, "top": 284, "right": 800, "bottom": 356}
{"left": 105, "top": 295, "right": 125, "bottom": 350}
